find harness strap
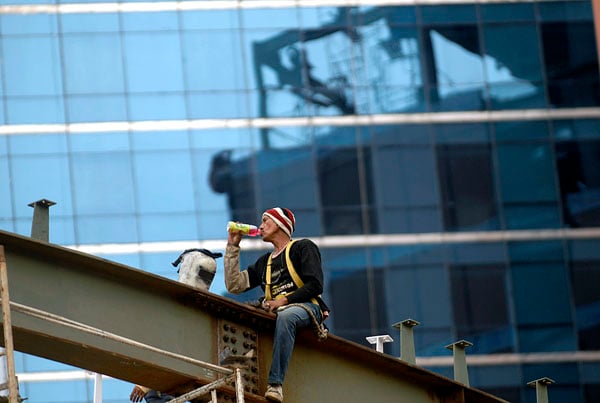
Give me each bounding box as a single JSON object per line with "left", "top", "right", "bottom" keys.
{"left": 266, "top": 240, "right": 318, "bottom": 305}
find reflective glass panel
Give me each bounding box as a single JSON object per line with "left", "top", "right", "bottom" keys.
{"left": 555, "top": 139, "right": 600, "bottom": 228}
{"left": 4, "top": 36, "right": 63, "bottom": 97}
{"left": 123, "top": 32, "right": 184, "bottom": 93}
{"left": 541, "top": 20, "right": 599, "bottom": 107}
{"left": 182, "top": 30, "right": 245, "bottom": 92}
{"left": 60, "top": 13, "right": 119, "bottom": 33}
{"left": 62, "top": 34, "right": 125, "bottom": 94}
{"left": 71, "top": 152, "right": 135, "bottom": 215}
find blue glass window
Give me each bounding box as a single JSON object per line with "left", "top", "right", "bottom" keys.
{"left": 70, "top": 132, "right": 131, "bottom": 153}
{"left": 327, "top": 248, "right": 388, "bottom": 346}
{"left": 138, "top": 213, "right": 198, "bottom": 242}
{"left": 3, "top": 36, "right": 63, "bottom": 97}
{"left": 497, "top": 139, "right": 562, "bottom": 229}
{"left": 317, "top": 145, "right": 374, "bottom": 235}
{"left": 555, "top": 139, "right": 600, "bottom": 228}
{"left": 480, "top": 3, "right": 535, "bottom": 22}
{"left": 60, "top": 13, "right": 119, "bottom": 33}
{"left": 9, "top": 133, "right": 68, "bottom": 156}
{"left": 62, "top": 34, "right": 125, "bottom": 94}
{"left": 568, "top": 240, "right": 600, "bottom": 351}
{"left": 482, "top": 24, "right": 546, "bottom": 109}
{"left": 182, "top": 31, "right": 246, "bottom": 92}
{"left": 190, "top": 128, "right": 255, "bottom": 150}
{"left": 6, "top": 97, "right": 65, "bottom": 124}
{"left": 187, "top": 91, "right": 251, "bottom": 119}
{"left": 1, "top": 14, "right": 59, "bottom": 35}
{"left": 387, "top": 259, "right": 451, "bottom": 356}
{"left": 133, "top": 150, "right": 195, "bottom": 214}
{"left": 124, "top": 32, "right": 184, "bottom": 93}
{"left": 71, "top": 152, "right": 135, "bottom": 215}
{"left": 76, "top": 215, "right": 138, "bottom": 244}
{"left": 436, "top": 141, "right": 499, "bottom": 231}
{"left": 242, "top": 7, "right": 300, "bottom": 29}
{"left": 0, "top": 156, "right": 12, "bottom": 222}
{"left": 66, "top": 95, "right": 128, "bottom": 123}
{"left": 128, "top": 93, "right": 187, "bottom": 121}
{"left": 256, "top": 147, "right": 319, "bottom": 210}
{"left": 181, "top": 9, "right": 240, "bottom": 30}
{"left": 540, "top": 20, "right": 599, "bottom": 108}
{"left": 374, "top": 144, "right": 441, "bottom": 233}
{"left": 10, "top": 154, "right": 73, "bottom": 219}
{"left": 420, "top": 5, "right": 478, "bottom": 24}
{"left": 121, "top": 11, "right": 179, "bottom": 32}
{"left": 450, "top": 264, "right": 511, "bottom": 351}
{"left": 553, "top": 119, "right": 600, "bottom": 141}
{"left": 511, "top": 259, "right": 573, "bottom": 326}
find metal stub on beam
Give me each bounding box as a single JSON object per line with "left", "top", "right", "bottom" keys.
{"left": 27, "top": 199, "right": 57, "bottom": 208}
{"left": 393, "top": 319, "right": 420, "bottom": 364}
{"left": 445, "top": 340, "right": 473, "bottom": 386}
{"left": 527, "top": 377, "right": 555, "bottom": 403}
{"left": 445, "top": 340, "right": 473, "bottom": 350}
{"left": 393, "top": 318, "right": 420, "bottom": 329}
{"left": 366, "top": 334, "right": 393, "bottom": 353}
{"left": 218, "top": 320, "right": 259, "bottom": 396}
{"left": 28, "top": 199, "right": 56, "bottom": 242}
{"left": 527, "top": 377, "right": 555, "bottom": 388}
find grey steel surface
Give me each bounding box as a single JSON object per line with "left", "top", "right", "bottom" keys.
{"left": 0, "top": 229, "right": 506, "bottom": 402}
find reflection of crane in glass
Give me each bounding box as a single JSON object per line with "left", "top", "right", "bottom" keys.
{"left": 252, "top": 7, "right": 359, "bottom": 147}
{"left": 252, "top": 7, "right": 427, "bottom": 148}
{"left": 279, "top": 46, "right": 355, "bottom": 114}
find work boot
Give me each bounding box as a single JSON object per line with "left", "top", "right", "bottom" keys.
{"left": 265, "top": 384, "right": 283, "bottom": 402}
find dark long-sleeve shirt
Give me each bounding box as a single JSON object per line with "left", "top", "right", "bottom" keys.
{"left": 246, "top": 239, "right": 323, "bottom": 304}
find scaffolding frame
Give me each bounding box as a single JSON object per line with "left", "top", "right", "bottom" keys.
{"left": 0, "top": 244, "right": 245, "bottom": 403}
{"left": 0, "top": 246, "right": 19, "bottom": 403}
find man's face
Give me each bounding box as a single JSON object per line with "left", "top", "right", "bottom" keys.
{"left": 259, "top": 215, "right": 279, "bottom": 241}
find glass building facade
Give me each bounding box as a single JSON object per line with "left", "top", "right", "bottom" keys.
{"left": 1, "top": 0, "right": 599, "bottom": 402}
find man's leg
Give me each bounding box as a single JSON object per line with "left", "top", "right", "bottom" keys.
{"left": 268, "top": 303, "right": 322, "bottom": 385}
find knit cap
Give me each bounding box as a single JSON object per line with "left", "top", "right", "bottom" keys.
{"left": 263, "top": 207, "right": 295, "bottom": 238}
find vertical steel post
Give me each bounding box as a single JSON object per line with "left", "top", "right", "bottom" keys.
{"left": 527, "top": 377, "right": 554, "bottom": 403}
{"left": 0, "top": 246, "right": 20, "bottom": 403}
{"left": 93, "top": 373, "right": 103, "bottom": 403}
{"left": 28, "top": 199, "right": 56, "bottom": 242}
{"left": 235, "top": 368, "right": 245, "bottom": 403}
{"left": 366, "top": 335, "right": 393, "bottom": 353}
{"left": 445, "top": 340, "right": 473, "bottom": 386}
{"left": 393, "top": 319, "right": 420, "bottom": 365}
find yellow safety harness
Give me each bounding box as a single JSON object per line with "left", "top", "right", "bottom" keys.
{"left": 265, "top": 240, "right": 318, "bottom": 305}
{"left": 265, "top": 239, "right": 329, "bottom": 341}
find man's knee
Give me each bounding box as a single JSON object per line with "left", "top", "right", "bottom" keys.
{"left": 277, "top": 305, "right": 313, "bottom": 328}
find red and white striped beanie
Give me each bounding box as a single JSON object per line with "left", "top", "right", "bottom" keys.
{"left": 263, "top": 207, "right": 295, "bottom": 238}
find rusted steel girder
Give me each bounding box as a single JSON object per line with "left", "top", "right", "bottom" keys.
{"left": 0, "top": 230, "right": 506, "bottom": 403}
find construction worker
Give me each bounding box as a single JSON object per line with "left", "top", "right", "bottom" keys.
{"left": 224, "top": 207, "right": 329, "bottom": 402}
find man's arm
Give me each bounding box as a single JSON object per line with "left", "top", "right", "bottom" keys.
{"left": 224, "top": 230, "right": 251, "bottom": 294}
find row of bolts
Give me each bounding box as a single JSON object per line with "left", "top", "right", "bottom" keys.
{"left": 368, "top": 319, "right": 554, "bottom": 403}
{"left": 28, "top": 200, "right": 554, "bottom": 403}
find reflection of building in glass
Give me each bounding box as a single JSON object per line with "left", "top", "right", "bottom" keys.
{"left": 1, "top": 0, "right": 600, "bottom": 402}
